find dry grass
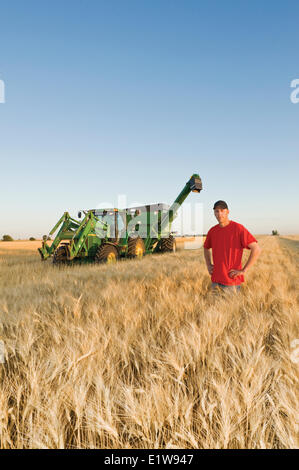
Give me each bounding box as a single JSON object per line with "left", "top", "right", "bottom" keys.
{"left": 0, "top": 236, "right": 298, "bottom": 448}
{"left": 0, "top": 240, "right": 42, "bottom": 253}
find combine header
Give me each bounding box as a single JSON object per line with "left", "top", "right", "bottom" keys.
{"left": 38, "top": 174, "right": 202, "bottom": 264}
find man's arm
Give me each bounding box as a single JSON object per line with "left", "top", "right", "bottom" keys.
{"left": 229, "top": 242, "right": 261, "bottom": 279}
{"left": 204, "top": 248, "right": 214, "bottom": 275}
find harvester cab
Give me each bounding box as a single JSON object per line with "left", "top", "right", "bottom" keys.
{"left": 38, "top": 173, "right": 202, "bottom": 264}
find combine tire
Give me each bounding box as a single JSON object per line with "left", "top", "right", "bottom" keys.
{"left": 53, "top": 245, "right": 69, "bottom": 264}
{"left": 95, "top": 244, "right": 118, "bottom": 264}
{"left": 127, "top": 236, "right": 145, "bottom": 259}
{"left": 160, "top": 235, "right": 176, "bottom": 253}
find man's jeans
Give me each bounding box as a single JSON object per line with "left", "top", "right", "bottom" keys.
{"left": 212, "top": 282, "right": 241, "bottom": 292}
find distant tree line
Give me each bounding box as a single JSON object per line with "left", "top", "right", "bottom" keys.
{"left": 1, "top": 235, "right": 38, "bottom": 241}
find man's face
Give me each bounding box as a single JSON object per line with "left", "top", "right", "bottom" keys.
{"left": 214, "top": 207, "right": 229, "bottom": 223}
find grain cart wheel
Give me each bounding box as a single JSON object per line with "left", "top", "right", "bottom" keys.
{"left": 95, "top": 244, "right": 118, "bottom": 264}
{"left": 127, "top": 236, "right": 145, "bottom": 259}
{"left": 53, "top": 245, "right": 69, "bottom": 264}
{"left": 160, "top": 234, "right": 176, "bottom": 253}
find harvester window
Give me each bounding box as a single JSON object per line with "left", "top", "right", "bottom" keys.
{"left": 117, "top": 213, "right": 125, "bottom": 232}
{"left": 102, "top": 214, "right": 116, "bottom": 239}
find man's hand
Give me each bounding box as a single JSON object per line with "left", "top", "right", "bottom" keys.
{"left": 229, "top": 243, "right": 261, "bottom": 279}
{"left": 229, "top": 269, "right": 244, "bottom": 279}
{"left": 208, "top": 264, "right": 214, "bottom": 275}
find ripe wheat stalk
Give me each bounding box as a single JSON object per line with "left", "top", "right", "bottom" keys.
{"left": 0, "top": 235, "right": 298, "bottom": 448}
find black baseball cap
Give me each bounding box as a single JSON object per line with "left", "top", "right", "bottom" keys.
{"left": 213, "top": 200, "right": 228, "bottom": 210}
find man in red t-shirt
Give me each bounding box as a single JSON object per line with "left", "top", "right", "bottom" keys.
{"left": 204, "top": 200, "right": 261, "bottom": 290}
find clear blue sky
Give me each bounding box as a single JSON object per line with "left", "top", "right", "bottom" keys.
{"left": 0, "top": 0, "right": 298, "bottom": 238}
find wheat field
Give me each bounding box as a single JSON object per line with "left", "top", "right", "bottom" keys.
{"left": 0, "top": 236, "right": 298, "bottom": 449}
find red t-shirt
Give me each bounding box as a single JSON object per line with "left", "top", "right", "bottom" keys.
{"left": 203, "top": 220, "right": 257, "bottom": 286}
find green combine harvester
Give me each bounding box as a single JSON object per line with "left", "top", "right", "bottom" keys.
{"left": 38, "top": 174, "right": 202, "bottom": 264}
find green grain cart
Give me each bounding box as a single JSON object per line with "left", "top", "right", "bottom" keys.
{"left": 38, "top": 174, "right": 202, "bottom": 264}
